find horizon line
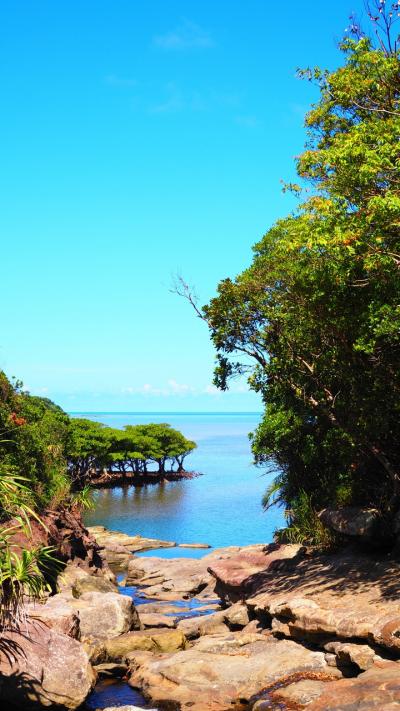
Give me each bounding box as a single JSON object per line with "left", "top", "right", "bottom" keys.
{"left": 67, "top": 410, "right": 263, "bottom": 415}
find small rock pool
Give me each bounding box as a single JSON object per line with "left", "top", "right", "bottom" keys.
{"left": 85, "top": 678, "right": 149, "bottom": 709}
{"left": 84, "top": 576, "right": 219, "bottom": 710}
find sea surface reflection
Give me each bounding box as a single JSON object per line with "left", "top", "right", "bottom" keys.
{"left": 81, "top": 413, "right": 284, "bottom": 554}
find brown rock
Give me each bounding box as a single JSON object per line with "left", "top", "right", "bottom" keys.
{"left": 207, "top": 543, "right": 304, "bottom": 602}
{"left": 178, "top": 542, "right": 211, "bottom": 549}
{"left": 26, "top": 600, "right": 80, "bottom": 639}
{"left": 93, "top": 662, "right": 128, "bottom": 677}
{"left": 319, "top": 507, "right": 379, "bottom": 539}
{"left": 244, "top": 548, "right": 400, "bottom": 656}
{"left": 0, "top": 618, "right": 95, "bottom": 710}
{"left": 324, "top": 641, "right": 378, "bottom": 671}
{"left": 308, "top": 662, "right": 400, "bottom": 709}
{"left": 88, "top": 526, "right": 176, "bottom": 553}
{"left": 269, "top": 679, "right": 328, "bottom": 707}
{"left": 223, "top": 601, "right": 250, "bottom": 628}
{"left": 138, "top": 612, "right": 176, "bottom": 628}
{"left": 45, "top": 590, "right": 139, "bottom": 641}
{"left": 129, "top": 632, "right": 332, "bottom": 711}
{"left": 125, "top": 555, "right": 213, "bottom": 599}
{"left": 72, "top": 574, "right": 118, "bottom": 596}
{"left": 177, "top": 611, "right": 229, "bottom": 639}
{"left": 104, "top": 628, "right": 186, "bottom": 660}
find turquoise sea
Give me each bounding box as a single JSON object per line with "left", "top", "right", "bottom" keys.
{"left": 79, "top": 412, "right": 284, "bottom": 556}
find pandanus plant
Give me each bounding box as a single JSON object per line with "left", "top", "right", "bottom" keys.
{"left": 0, "top": 460, "right": 58, "bottom": 628}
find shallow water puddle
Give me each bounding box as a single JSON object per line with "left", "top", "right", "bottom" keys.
{"left": 117, "top": 574, "right": 220, "bottom": 619}
{"left": 85, "top": 678, "right": 149, "bottom": 709}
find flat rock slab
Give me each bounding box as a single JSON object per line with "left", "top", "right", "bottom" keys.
{"left": 308, "top": 661, "right": 400, "bottom": 709}
{"left": 178, "top": 543, "right": 211, "bottom": 549}
{"left": 88, "top": 525, "right": 176, "bottom": 552}
{"left": 104, "top": 628, "right": 187, "bottom": 660}
{"left": 233, "top": 547, "right": 400, "bottom": 657}
{"left": 207, "top": 543, "right": 304, "bottom": 602}
{"left": 125, "top": 544, "right": 273, "bottom": 601}
{"left": 138, "top": 612, "right": 176, "bottom": 628}
{"left": 125, "top": 555, "right": 213, "bottom": 599}
{"left": 269, "top": 678, "right": 328, "bottom": 707}
{"left": 129, "top": 632, "right": 334, "bottom": 711}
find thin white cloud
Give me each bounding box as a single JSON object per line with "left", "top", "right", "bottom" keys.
{"left": 105, "top": 74, "right": 137, "bottom": 88}
{"left": 167, "top": 379, "right": 194, "bottom": 394}
{"left": 235, "top": 115, "right": 261, "bottom": 129}
{"left": 23, "top": 385, "right": 49, "bottom": 395}
{"left": 122, "top": 381, "right": 192, "bottom": 397}
{"left": 121, "top": 380, "right": 249, "bottom": 398}
{"left": 150, "top": 82, "right": 184, "bottom": 114}
{"left": 150, "top": 82, "right": 207, "bottom": 114}
{"left": 153, "top": 20, "right": 214, "bottom": 51}
{"left": 204, "top": 384, "right": 221, "bottom": 396}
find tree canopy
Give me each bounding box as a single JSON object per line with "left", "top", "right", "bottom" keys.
{"left": 199, "top": 8, "right": 400, "bottom": 542}
{"left": 67, "top": 419, "right": 196, "bottom": 483}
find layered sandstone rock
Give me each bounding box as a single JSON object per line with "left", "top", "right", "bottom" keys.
{"left": 307, "top": 661, "right": 400, "bottom": 710}
{"left": 207, "top": 543, "right": 304, "bottom": 602}
{"left": 87, "top": 525, "right": 176, "bottom": 567}
{"left": 129, "top": 632, "right": 339, "bottom": 711}
{"left": 125, "top": 555, "right": 214, "bottom": 599}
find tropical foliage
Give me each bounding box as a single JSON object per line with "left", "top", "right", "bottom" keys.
{"left": 0, "top": 371, "right": 196, "bottom": 619}
{"left": 199, "top": 4, "right": 400, "bottom": 542}
{"left": 68, "top": 419, "right": 196, "bottom": 484}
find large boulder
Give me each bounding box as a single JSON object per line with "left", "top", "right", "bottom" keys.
{"left": 58, "top": 560, "right": 116, "bottom": 593}
{"left": 0, "top": 618, "right": 95, "bottom": 710}
{"left": 45, "top": 590, "right": 139, "bottom": 641}
{"left": 25, "top": 600, "right": 80, "bottom": 639}
{"left": 129, "top": 632, "right": 338, "bottom": 711}
{"left": 319, "top": 507, "right": 379, "bottom": 539}
{"left": 72, "top": 574, "right": 118, "bottom": 596}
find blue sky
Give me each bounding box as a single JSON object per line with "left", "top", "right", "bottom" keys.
{"left": 0, "top": 0, "right": 365, "bottom": 412}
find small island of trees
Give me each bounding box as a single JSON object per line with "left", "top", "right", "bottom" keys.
{"left": 68, "top": 418, "right": 197, "bottom": 487}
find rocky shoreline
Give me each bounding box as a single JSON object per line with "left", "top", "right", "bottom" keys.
{"left": 2, "top": 519, "right": 400, "bottom": 710}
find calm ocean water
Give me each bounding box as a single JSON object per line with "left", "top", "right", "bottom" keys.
{"left": 79, "top": 412, "right": 284, "bottom": 557}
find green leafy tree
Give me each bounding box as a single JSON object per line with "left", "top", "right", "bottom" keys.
{"left": 183, "top": 6, "right": 400, "bottom": 542}
{"left": 66, "top": 418, "right": 111, "bottom": 486}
